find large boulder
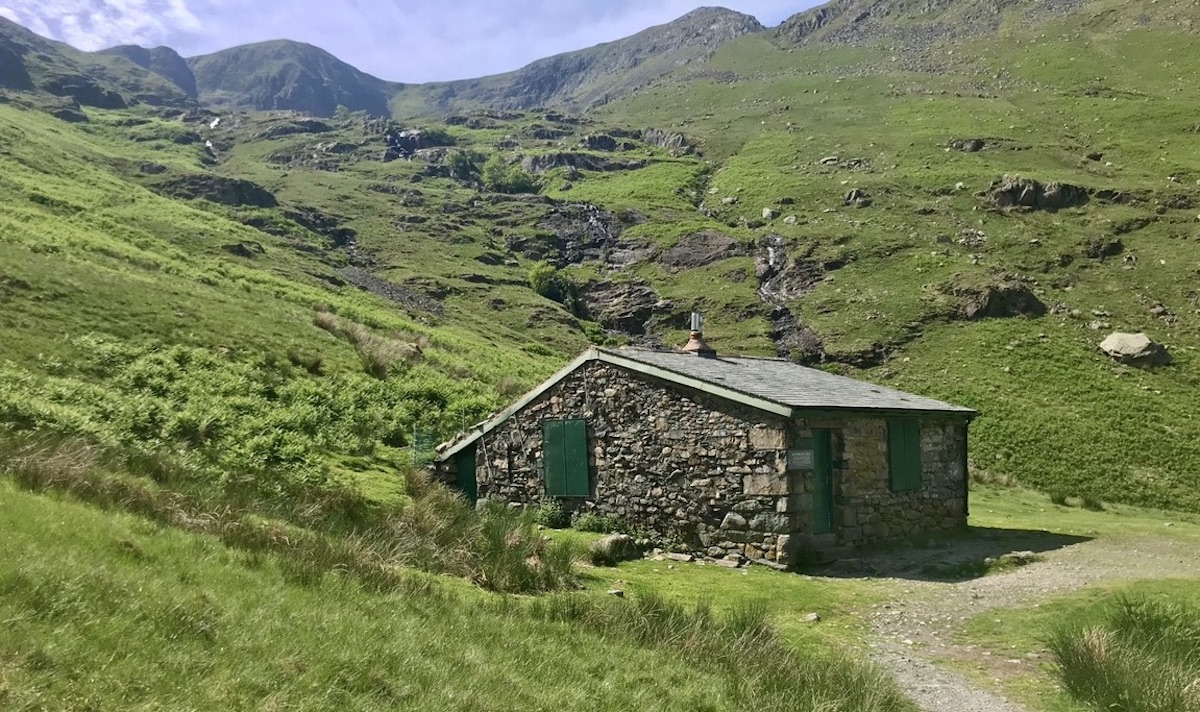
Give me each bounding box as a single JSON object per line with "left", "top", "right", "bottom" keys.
{"left": 944, "top": 275, "right": 1047, "bottom": 320}
{"left": 984, "top": 175, "right": 1089, "bottom": 211}
{"left": 1099, "top": 332, "right": 1172, "bottom": 367}
{"left": 589, "top": 534, "right": 641, "bottom": 566}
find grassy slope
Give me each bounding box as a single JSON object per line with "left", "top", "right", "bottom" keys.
{"left": 588, "top": 11, "right": 1200, "bottom": 510}
{"left": 4, "top": 1, "right": 1200, "bottom": 512}
{"left": 0, "top": 479, "right": 913, "bottom": 711}
{"left": 0, "top": 103, "right": 568, "bottom": 492}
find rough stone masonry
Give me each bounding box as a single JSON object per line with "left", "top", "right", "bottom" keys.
{"left": 437, "top": 361, "right": 967, "bottom": 566}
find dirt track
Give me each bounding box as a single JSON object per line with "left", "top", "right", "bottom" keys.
{"left": 830, "top": 531, "right": 1200, "bottom": 711}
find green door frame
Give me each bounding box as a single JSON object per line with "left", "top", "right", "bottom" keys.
{"left": 812, "top": 428, "right": 834, "bottom": 535}
{"left": 454, "top": 443, "right": 478, "bottom": 503}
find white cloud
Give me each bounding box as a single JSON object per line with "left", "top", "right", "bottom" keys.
{"left": 2, "top": 0, "right": 201, "bottom": 49}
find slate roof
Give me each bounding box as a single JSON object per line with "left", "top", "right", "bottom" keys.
{"left": 603, "top": 348, "right": 975, "bottom": 415}
{"left": 436, "top": 346, "right": 973, "bottom": 461}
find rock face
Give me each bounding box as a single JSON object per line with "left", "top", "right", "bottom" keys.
{"left": 659, "top": 230, "right": 748, "bottom": 272}
{"left": 259, "top": 119, "right": 333, "bottom": 139}
{"left": 944, "top": 276, "right": 1047, "bottom": 320}
{"left": 643, "top": 128, "right": 694, "bottom": 155}
{"left": 535, "top": 203, "right": 650, "bottom": 268}
{"left": 520, "top": 152, "right": 645, "bottom": 174}
{"left": 1082, "top": 236, "right": 1124, "bottom": 261}
{"left": 1099, "top": 332, "right": 1172, "bottom": 367}
{"left": 438, "top": 361, "right": 969, "bottom": 565}
{"left": 152, "top": 174, "right": 278, "bottom": 208}
{"left": 985, "top": 175, "right": 1089, "bottom": 211}
{"left": 578, "top": 280, "right": 659, "bottom": 334}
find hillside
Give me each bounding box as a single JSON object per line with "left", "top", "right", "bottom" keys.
{"left": 0, "top": 17, "right": 192, "bottom": 110}
{"left": 98, "top": 44, "right": 198, "bottom": 98}
{"left": 388, "top": 6, "right": 766, "bottom": 116}
{"left": 3, "top": 3, "right": 1200, "bottom": 710}
{"left": 187, "top": 40, "right": 395, "bottom": 116}
{"left": 0, "top": 0, "right": 1198, "bottom": 514}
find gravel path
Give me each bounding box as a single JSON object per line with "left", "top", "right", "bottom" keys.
{"left": 831, "top": 532, "right": 1200, "bottom": 712}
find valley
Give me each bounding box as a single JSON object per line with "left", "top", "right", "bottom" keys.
{"left": 2, "top": 0, "right": 1199, "bottom": 709}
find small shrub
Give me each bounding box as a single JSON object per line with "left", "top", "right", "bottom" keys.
{"left": 481, "top": 154, "right": 537, "bottom": 194}
{"left": 1049, "top": 490, "right": 1069, "bottom": 506}
{"left": 573, "top": 510, "right": 628, "bottom": 534}
{"left": 1080, "top": 494, "right": 1105, "bottom": 511}
{"left": 532, "top": 499, "right": 570, "bottom": 529}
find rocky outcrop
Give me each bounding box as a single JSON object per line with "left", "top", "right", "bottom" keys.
{"left": 1082, "top": 236, "right": 1124, "bottom": 261}
{"left": 659, "top": 230, "right": 749, "bottom": 272}
{"left": 152, "top": 175, "right": 278, "bottom": 208}
{"left": 338, "top": 267, "right": 445, "bottom": 316}
{"left": 580, "top": 134, "right": 619, "bottom": 151}
{"left": 535, "top": 203, "right": 650, "bottom": 268}
{"left": 578, "top": 280, "right": 659, "bottom": 334}
{"left": 259, "top": 119, "right": 333, "bottom": 139}
{"left": 948, "top": 138, "right": 986, "bottom": 152}
{"left": 943, "top": 275, "right": 1047, "bottom": 320}
{"left": 221, "top": 241, "right": 265, "bottom": 258}
{"left": 984, "top": 175, "right": 1089, "bottom": 211}
{"left": 643, "top": 128, "right": 694, "bottom": 155}
{"left": 844, "top": 188, "right": 873, "bottom": 208}
{"left": 1099, "top": 332, "right": 1172, "bottom": 367}
{"left": 521, "top": 152, "right": 645, "bottom": 174}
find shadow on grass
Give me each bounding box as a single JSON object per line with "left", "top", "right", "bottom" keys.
{"left": 809, "top": 525, "right": 1092, "bottom": 582}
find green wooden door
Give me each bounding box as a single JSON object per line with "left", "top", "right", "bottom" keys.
{"left": 454, "top": 444, "right": 478, "bottom": 503}
{"left": 543, "top": 419, "right": 589, "bottom": 497}
{"left": 812, "top": 429, "right": 833, "bottom": 535}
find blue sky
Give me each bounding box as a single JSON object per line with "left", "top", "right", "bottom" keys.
{"left": 0, "top": 1, "right": 821, "bottom": 83}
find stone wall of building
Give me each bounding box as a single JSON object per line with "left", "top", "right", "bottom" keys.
{"left": 804, "top": 417, "right": 968, "bottom": 547}
{"left": 437, "top": 360, "right": 969, "bottom": 566}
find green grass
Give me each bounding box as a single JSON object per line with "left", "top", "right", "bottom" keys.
{"left": 1049, "top": 594, "right": 1200, "bottom": 712}
{"left": 0, "top": 477, "right": 914, "bottom": 711}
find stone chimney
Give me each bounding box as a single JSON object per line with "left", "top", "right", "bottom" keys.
{"left": 681, "top": 312, "right": 716, "bottom": 357}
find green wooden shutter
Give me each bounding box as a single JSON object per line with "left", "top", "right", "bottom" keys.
{"left": 543, "top": 419, "right": 589, "bottom": 497}
{"left": 563, "top": 419, "right": 589, "bottom": 497}
{"left": 812, "top": 429, "right": 833, "bottom": 535}
{"left": 888, "top": 419, "right": 922, "bottom": 492}
{"left": 543, "top": 420, "right": 567, "bottom": 496}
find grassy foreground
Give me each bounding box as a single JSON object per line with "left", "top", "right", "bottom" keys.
{"left": 0, "top": 475, "right": 913, "bottom": 711}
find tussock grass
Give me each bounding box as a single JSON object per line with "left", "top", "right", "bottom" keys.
{"left": 528, "top": 591, "right": 911, "bottom": 712}
{"left": 313, "top": 308, "right": 424, "bottom": 379}
{"left": 0, "top": 482, "right": 911, "bottom": 711}
{"left": 0, "top": 435, "right": 577, "bottom": 594}
{"left": 1050, "top": 597, "right": 1200, "bottom": 712}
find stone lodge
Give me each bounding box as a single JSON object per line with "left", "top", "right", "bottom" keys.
{"left": 435, "top": 335, "right": 976, "bottom": 567}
